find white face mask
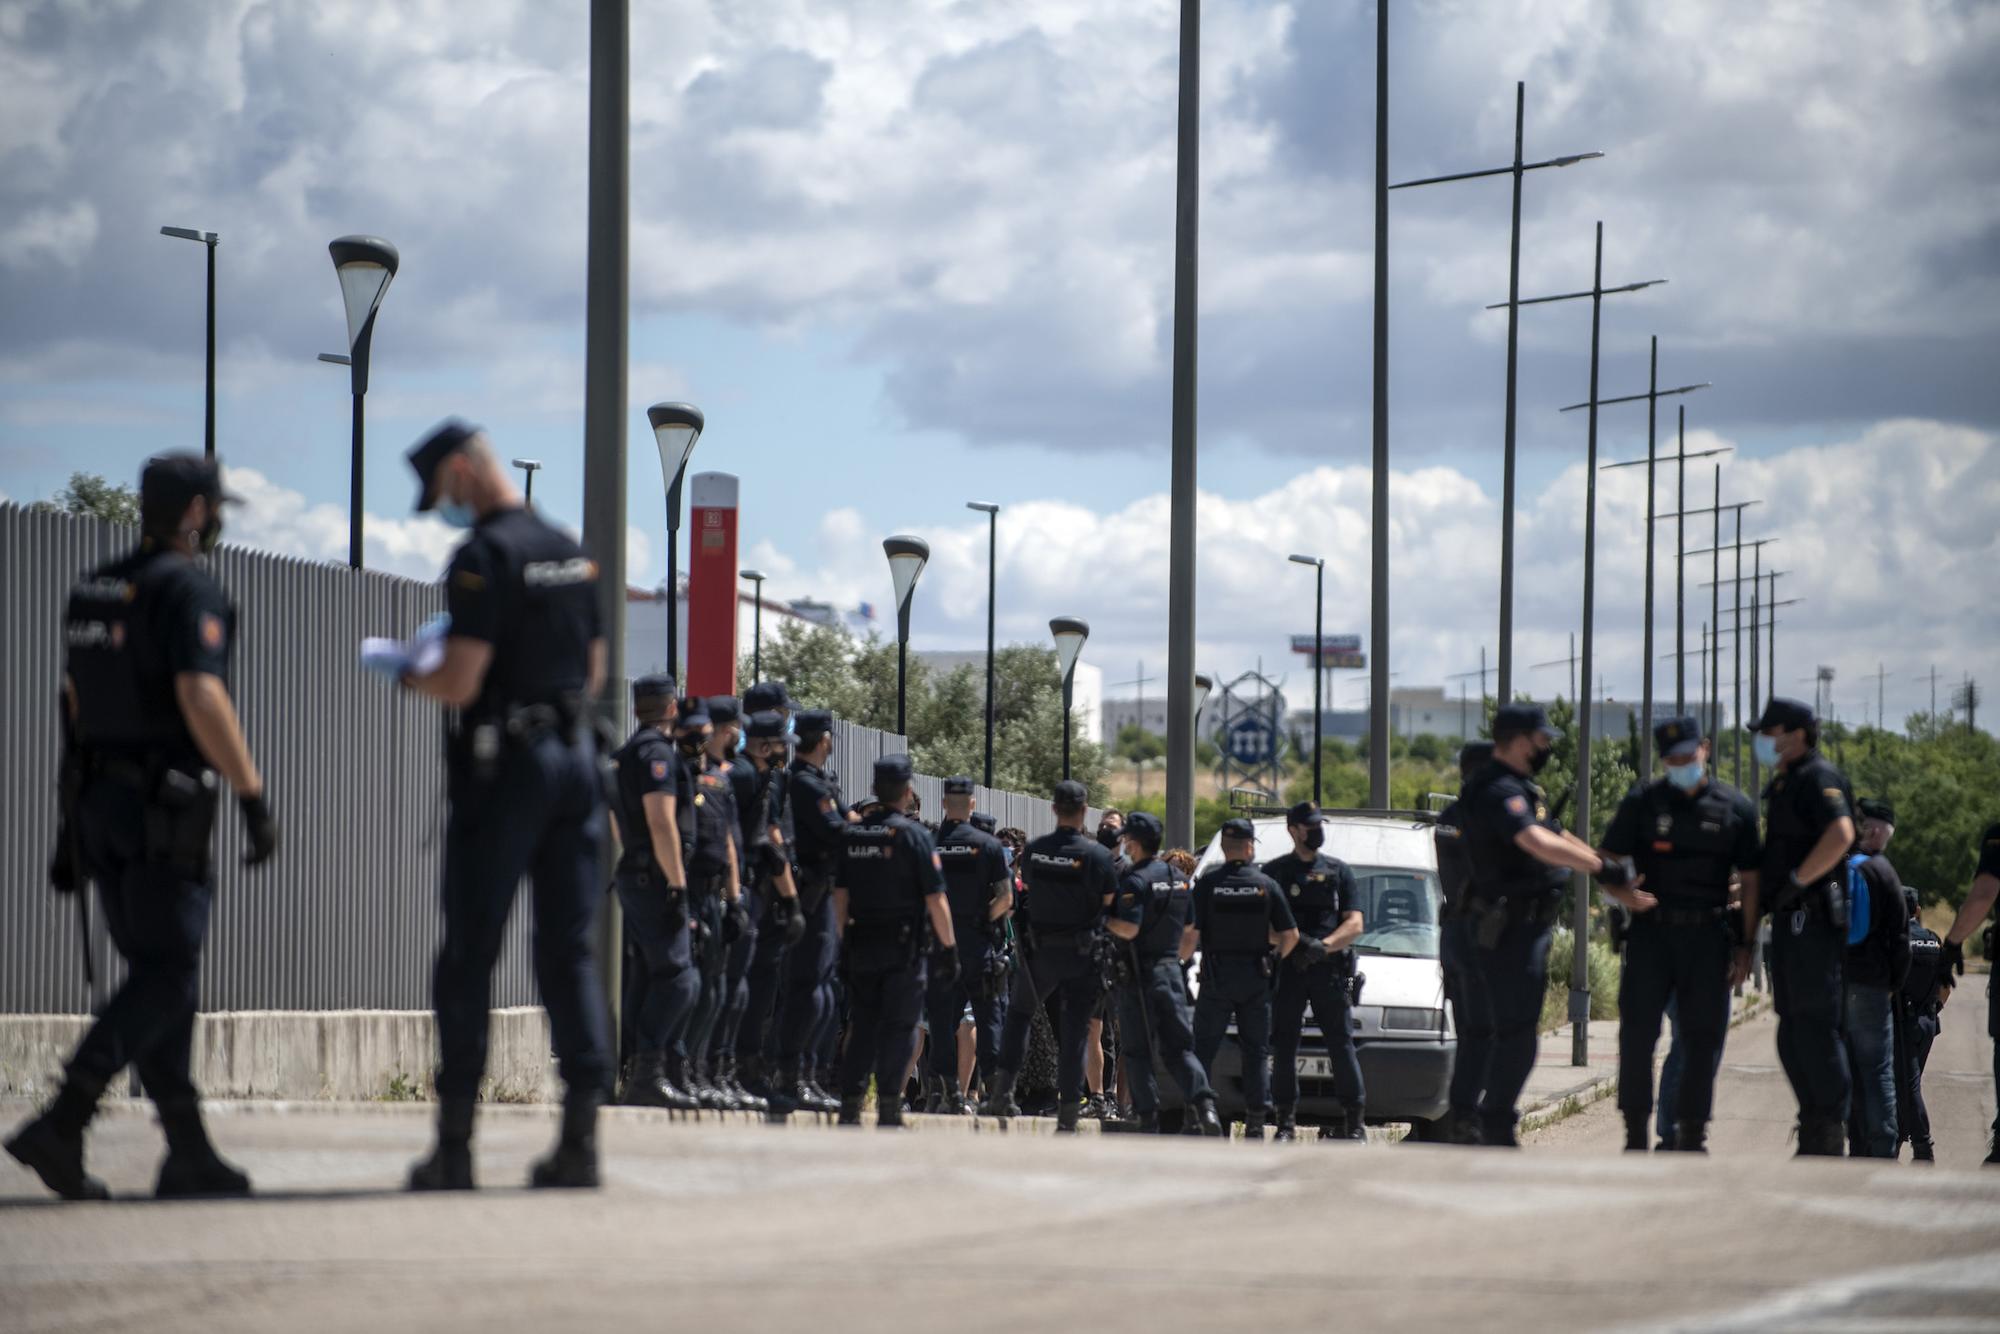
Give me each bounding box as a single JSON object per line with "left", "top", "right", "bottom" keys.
{"left": 1753, "top": 734, "right": 1781, "bottom": 767}
{"left": 1666, "top": 760, "right": 1704, "bottom": 792}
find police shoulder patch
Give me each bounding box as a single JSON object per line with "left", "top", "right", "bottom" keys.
{"left": 199, "top": 612, "right": 224, "bottom": 650}
{"left": 1505, "top": 794, "right": 1529, "bottom": 816}
{"left": 651, "top": 759, "right": 668, "bottom": 781}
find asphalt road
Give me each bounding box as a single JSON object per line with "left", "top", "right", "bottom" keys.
{"left": 4, "top": 1002, "right": 1997, "bottom": 1333}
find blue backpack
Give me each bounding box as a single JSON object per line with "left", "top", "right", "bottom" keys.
{"left": 1843, "top": 854, "right": 1873, "bottom": 948}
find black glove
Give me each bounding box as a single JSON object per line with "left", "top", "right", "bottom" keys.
{"left": 239, "top": 793, "right": 278, "bottom": 867}
{"left": 663, "top": 884, "right": 689, "bottom": 930}
{"left": 1943, "top": 939, "right": 1965, "bottom": 976}
{"left": 1595, "top": 855, "right": 1630, "bottom": 888}
{"left": 723, "top": 901, "right": 751, "bottom": 945}
{"left": 932, "top": 945, "right": 962, "bottom": 988}
{"left": 984, "top": 918, "right": 1008, "bottom": 949}
{"left": 774, "top": 893, "right": 807, "bottom": 944}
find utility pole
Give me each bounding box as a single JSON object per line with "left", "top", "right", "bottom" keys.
{"left": 1367, "top": 0, "right": 1391, "bottom": 810}
{"left": 1110, "top": 662, "right": 1156, "bottom": 799}
{"left": 1164, "top": 0, "right": 1201, "bottom": 847}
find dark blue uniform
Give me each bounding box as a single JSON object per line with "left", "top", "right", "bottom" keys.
{"left": 1899, "top": 915, "right": 1946, "bottom": 1158}
{"left": 779, "top": 757, "right": 849, "bottom": 1081}
{"left": 1191, "top": 860, "right": 1295, "bottom": 1121}
{"left": 708, "top": 752, "right": 765, "bottom": 1072}
{"left": 1112, "top": 858, "right": 1211, "bottom": 1121}
{"left": 1761, "top": 748, "right": 1855, "bottom": 1145}
{"left": 432, "top": 507, "right": 611, "bottom": 1107}
{"left": 1457, "top": 760, "right": 1568, "bottom": 1144}
{"left": 1601, "top": 776, "right": 1760, "bottom": 1147}
{"left": 995, "top": 828, "right": 1119, "bottom": 1108}
{"left": 1978, "top": 825, "right": 2000, "bottom": 1145}
{"left": 1265, "top": 850, "right": 1366, "bottom": 1124}
{"left": 679, "top": 752, "right": 738, "bottom": 1078}
{"left": 609, "top": 725, "right": 698, "bottom": 1074}
{"left": 1842, "top": 851, "right": 1909, "bottom": 1157}
{"left": 736, "top": 756, "right": 795, "bottom": 1082}
{"left": 1434, "top": 797, "right": 1488, "bottom": 1126}
{"left": 835, "top": 804, "right": 946, "bottom": 1116}
{"left": 924, "top": 817, "right": 1011, "bottom": 1095}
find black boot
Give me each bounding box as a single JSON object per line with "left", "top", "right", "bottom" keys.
{"left": 1135, "top": 1109, "right": 1160, "bottom": 1133}
{"left": 528, "top": 1090, "right": 601, "bottom": 1189}
{"left": 1446, "top": 1108, "right": 1484, "bottom": 1146}
{"left": 699, "top": 1057, "right": 743, "bottom": 1112}
{"left": 1673, "top": 1120, "right": 1709, "bottom": 1154}
{"left": 1340, "top": 1103, "right": 1368, "bottom": 1142}
{"left": 1242, "top": 1107, "right": 1267, "bottom": 1142}
{"left": 408, "top": 1097, "right": 476, "bottom": 1192}
{"left": 1272, "top": 1106, "right": 1298, "bottom": 1142}
{"left": 979, "top": 1069, "right": 1020, "bottom": 1118}
{"left": 1909, "top": 1137, "right": 1935, "bottom": 1163}
{"left": 1624, "top": 1113, "right": 1651, "bottom": 1153}
{"left": 625, "top": 1052, "right": 695, "bottom": 1112}
{"left": 1192, "top": 1096, "right": 1224, "bottom": 1137}
{"left": 837, "top": 1093, "right": 865, "bottom": 1127}
{"left": 942, "top": 1083, "right": 968, "bottom": 1116}
{"left": 1795, "top": 1116, "right": 1846, "bottom": 1157}
{"left": 790, "top": 1061, "right": 833, "bottom": 1116}
{"left": 5, "top": 1073, "right": 109, "bottom": 1201}
{"left": 877, "top": 1093, "right": 905, "bottom": 1130}
{"left": 806, "top": 1067, "right": 840, "bottom": 1114}
{"left": 722, "top": 1055, "right": 767, "bottom": 1114}
{"left": 1056, "top": 1100, "right": 1080, "bottom": 1134}
{"left": 155, "top": 1099, "right": 251, "bottom": 1198}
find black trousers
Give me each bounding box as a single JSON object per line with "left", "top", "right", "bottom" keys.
{"left": 613, "top": 870, "right": 697, "bottom": 1058}
{"left": 1769, "top": 904, "right": 1850, "bottom": 1124}
{"left": 838, "top": 959, "right": 929, "bottom": 1101}
{"left": 998, "top": 940, "right": 1100, "bottom": 1101}
{"left": 1194, "top": 955, "right": 1275, "bottom": 1111}
{"left": 1617, "top": 915, "right": 1733, "bottom": 1130}
{"left": 1897, "top": 1010, "right": 1938, "bottom": 1149}
{"left": 1119, "top": 953, "right": 1210, "bottom": 1115}
{"left": 925, "top": 934, "right": 1005, "bottom": 1087}
{"left": 1271, "top": 957, "right": 1365, "bottom": 1110}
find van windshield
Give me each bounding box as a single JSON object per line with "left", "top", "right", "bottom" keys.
{"left": 1347, "top": 866, "right": 1442, "bottom": 959}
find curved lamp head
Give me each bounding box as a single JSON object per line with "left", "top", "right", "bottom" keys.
{"left": 1288, "top": 553, "right": 1323, "bottom": 571}
{"left": 883, "top": 535, "right": 930, "bottom": 640}
{"left": 328, "top": 235, "right": 398, "bottom": 393}
{"left": 966, "top": 501, "right": 999, "bottom": 515}
{"left": 740, "top": 568, "right": 766, "bottom": 585}
{"left": 1049, "top": 616, "right": 1090, "bottom": 685}
{"left": 648, "top": 402, "right": 705, "bottom": 522}
{"left": 1193, "top": 672, "right": 1213, "bottom": 724}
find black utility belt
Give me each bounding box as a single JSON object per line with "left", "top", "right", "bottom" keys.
{"left": 847, "top": 917, "right": 921, "bottom": 943}
{"left": 688, "top": 873, "right": 726, "bottom": 898}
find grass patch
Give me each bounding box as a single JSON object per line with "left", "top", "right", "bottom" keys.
{"left": 377, "top": 1071, "right": 425, "bottom": 1102}
{"left": 1540, "top": 928, "right": 1622, "bottom": 1032}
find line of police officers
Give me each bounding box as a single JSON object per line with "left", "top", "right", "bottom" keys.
{"left": 12, "top": 434, "right": 2000, "bottom": 1200}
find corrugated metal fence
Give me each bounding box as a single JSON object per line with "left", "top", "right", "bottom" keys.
{"left": 2, "top": 503, "right": 1070, "bottom": 1017}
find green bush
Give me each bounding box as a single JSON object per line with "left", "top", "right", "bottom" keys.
{"left": 1541, "top": 929, "right": 1622, "bottom": 1031}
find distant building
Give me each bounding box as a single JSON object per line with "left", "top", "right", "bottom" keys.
{"left": 1103, "top": 694, "right": 1224, "bottom": 745}
{"left": 1292, "top": 685, "right": 1725, "bottom": 747}
{"left": 624, "top": 585, "right": 820, "bottom": 682}
{"left": 920, "top": 651, "right": 1103, "bottom": 744}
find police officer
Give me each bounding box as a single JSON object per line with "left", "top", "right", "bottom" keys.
{"left": 1435, "top": 740, "right": 1493, "bottom": 1144}
{"left": 1264, "top": 802, "right": 1369, "bottom": 1143}
{"left": 1940, "top": 821, "right": 2000, "bottom": 1166}
{"left": 1188, "top": 817, "right": 1299, "bottom": 1140}
{"left": 1899, "top": 885, "right": 1950, "bottom": 1163}
{"left": 1458, "top": 703, "right": 1633, "bottom": 1148}
{"left": 833, "top": 755, "right": 956, "bottom": 1128}
{"left": 7, "top": 454, "right": 276, "bottom": 1201}
{"left": 397, "top": 421, "right": 614, "bottom": 1190}
{"left": 605, "top": 676, "right": 700, "bottom": 1113}
{"left": 1105, "top": 812, "right": 1222, "bottom": 1136}
{"left": 1842, "top": 797, "right": 1910, "bottom": 1158}
{"left": 732, "top": 686, "right": 807, "bottom": 1105}
{"left": 1600, "top": 717, "right": 1759, "bottom": 1153}
{"left": 981, "top": 780, "right": 1119, "bottom": 1132}
{"left": 1752, "top": 696, "right": 1858, "bottom": 1157}
{"left": 774, "top": 708, "right": 848, "bottom": 1115}
{"left": 923, "top": 777, "right": 1013, "bottom": 1113}
{"left": 710, "top": 695, "right": 767, "bottom": 1108}
{"left": 675, "top": 701, "right": 745, "bottom": 1110}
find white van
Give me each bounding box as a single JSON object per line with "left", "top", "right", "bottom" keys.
{"left": 1169, "top": 810, "right": 1452, "bottom": 1137}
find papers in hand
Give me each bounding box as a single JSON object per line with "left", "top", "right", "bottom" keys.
{"left": 358, "top": 613, "right": 450, "bottom": 682}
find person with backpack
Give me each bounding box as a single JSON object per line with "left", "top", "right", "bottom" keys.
{"left": 1841, "top": 797, "right": 1912, "bottom": 1158}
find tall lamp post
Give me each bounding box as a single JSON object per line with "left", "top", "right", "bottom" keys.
{"left": 884, "top": 536, "right": 931, "bottom": 738}
{"left": 1164, "top": 0, "right": 1201, "bottom": 845}
{"left": 647, "top": 402, "right": 704, "bottom": 680}
{"left": 1289, "top": 553, "right": 1326, "bottom": 804}
{"left": 1390, "top": 82, "right": 1600, "bottom": 706}
{"left": 161, "top": 226, "right": 220, "bottom": 459}
{"left": 1051, "top": 616, "right": 1091, "bottom": 782}
{"left": 741, "top": 569, "right": 766, "bottom": 683}
{"left": 328, "top": 235, "right": 398, "bottom": 570}
{"left": 968, "top": 501, "right": 1001, "bottom": 789}
{"left": 512, "top": 458, "right": 543, "bottom": 504}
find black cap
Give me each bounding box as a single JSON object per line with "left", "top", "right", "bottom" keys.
{"left": 1220, "top": 816, "right": 1257, "bottom": 841}
{"left": 746, "top": 709, "right": 787, "bottom": 739}
{"left": 1654, "top": 715, "right": 1703, "bottom": 760}
{"left": 705, "top": 696, "right": 741, "bottom": 726}
{"left": 633, "top": 674, "right": 677, "bottom": 704}
{"left": 1751, "top": 697, "right": 1814, "bottom": 732}
{"left": 678, "top": 707, "right": 712, "bottom": 730}
{"left": 743, "top": 681, "right": 793, "bottom": 713}
{"left": 1857, "top": 796, "right": 1895, "bottom": 824}
{"left": 1124, "top": 811, "right": 1163, "bottom": 847}
{"left": 1053, "top": 779, "right": 1089, "bottom": 806}
{"left": 1458, "top": 740, "right": 1495, "bottom": 778}
{"left": 1286, "top": 801, "right": 1323, "bottom": 827}
{"left": 140, "top": 453, "right": 239, "bottom": 531}
{"left": 794, "top": 708, "right": 833, "bottom": 739}
{"left": 407, "top": 418, "right": 482, "bottom": 512}
{"left": 873, "top": 753, "right": 914, "bottom": 784}
{"left": 942, "top": 775, "right": 976, "bottom": 795}
{"left": 1493, "top": 702, "right": 1561, "bottom": 740}
{"left": 968, "top": 811, "right": 997, "bottom": 833}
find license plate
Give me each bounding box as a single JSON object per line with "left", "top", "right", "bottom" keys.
{"left": 1295, "top": 1056, "right": 1333, "bottom": 1079}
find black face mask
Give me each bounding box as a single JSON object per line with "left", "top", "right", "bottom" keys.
{"left": 1097, "top": 827, "right": 1122, "bottom": 849}
{"left": 1303, "top": 827, "right": 1325, "bottom": 851}
{"left": 1528, "top": 745, "right": 1554, "bottom": 775}
{"left": 722, "top": 738, "right": 740, "bottom": 761}
{"left": 198, "top": 515, "right": 223, "bottom": 554}
{"left": 677, "top": 739, "right": 704, "bottom": 759}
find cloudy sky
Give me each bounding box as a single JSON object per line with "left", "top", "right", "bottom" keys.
{"left": 1, "top": 0, "right": 1995, "bottom": 729}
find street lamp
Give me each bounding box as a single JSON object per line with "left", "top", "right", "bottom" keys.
{"left": 1051, "top": 616, "right": 1091, "bottom": 782}
{"left": 160, "top": 226, "right": 219, "bottom": 459}
{"left": 328, "top": 235, "right": 398, "bottom": 570}
{"left": 1391, "top": 81, "right": 1601, "bottom": 707}
{"left": 883, "top": 535, "right": 930, "bottom": 737}
{"left": 1289, "top": 553, "right": 1326, "bottom": 804}
{"left": 968, "top": 501, "right": 1001, "bottom": 789}
{"left": 741, "top": 568, "right": 766, "bottom": 683}
{"left": 1165, "top": 0, "right": 1201, "bottom": 846}
{"left": 647, "top": 402, "right": 704, "bottom": 681}
{"left": 1193, "top": 672, "right": 1213, "bottom": 735}
{"left": 512, "top": 458, "right": 543, "bottom": 504}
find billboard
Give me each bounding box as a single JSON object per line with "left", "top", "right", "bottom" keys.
{"left": 1291, "top": 634, "right": 1365, "bottom": 669}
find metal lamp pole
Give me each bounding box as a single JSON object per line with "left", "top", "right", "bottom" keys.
{"left": 647, "top": 402, "right": 704, "bottom": 680}
{"left": 161, "top": 227, "right": 220, "bottom": 459}
{"left": 327, "top": 236, "right": 399, "bottom": 570}
{"left": 1165, "top": 0, "right": 1201, "bottom": 845}
{"left": 884, "top": 536, "right": 931, "bottom": 738}
{"left": 1289, "top": 553, "right": 1325, "bottom": 803}
{"left": 741, "top": 569, "right": 766, "bottom": 683}
{"left": 1390, "top": 83, "right": 1600, "bottom": 707}
{"left": 968, "top": 501, "right": 1001, "bottom": 789}
{"left": 512, "top": 458, "right": 543, "bottom": 504}
{"left": 1051, "top": 617, "right": 1091, "bottom": 782}
{"left": 1367, "top": 0, "right": 1389, "bottom": 810}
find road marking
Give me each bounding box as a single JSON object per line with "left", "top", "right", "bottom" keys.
{"left": 1612, "top": 1250, "right": 2000, "bottom": 1332}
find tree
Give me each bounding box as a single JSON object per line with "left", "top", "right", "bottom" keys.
{"left": 1116, "top": 724, "right": 1165, "bottom": 764}
{"left": 35, "top": 471, "right": 140, "bottom": 526}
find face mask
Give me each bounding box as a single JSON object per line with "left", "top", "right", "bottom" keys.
{"left": 677, "top": 738, "right": 703, "bottom": 758}
{"left": 1097, "top": 827, "right": 1122, "bottom": 849}
{"left": 1303, "top": 827, "right": 1325, "bottom": 851}
{"left": 198, "top": 515, "right": 223, "bottom": 554}
{"left": 783, "top": 714, "right": 796, "bottom": 738}
{"left": 722, "top": 738, "right": 740, "bottom": 761}
{"left": 1753, "top": 734, "right": 1781, "bottom": 767}
{"left": 1666, "top": 761, "right": 1704, "bottom": 792}
{"left": 1528, "top": 745, "right": 1554, "bottom": 775}
{"left": 438, "top": 498, "right": 477, "bottom": 530}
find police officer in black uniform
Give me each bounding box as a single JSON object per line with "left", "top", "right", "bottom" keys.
{"left": 1190, "top": 817, "right": 1300, "bottom": 1140}
{"left": 606, "top": 675, "right": 701, "bottom": 1113}
{"left": 1458, "top": 703, "right": 1634, "bottom": 1147}
{"left": 732, "top": 686, "right": 806, "bottom": 1105}
{"left": 7, "top": 454, "right": 277, "bottom": 1201}
{"left": 710, "top": 695, "right": 768, "bottom": 1108}
{"left": 981, "top": 780, "right": 1119, "bottom": 1131}
{"left": 1899, "top": 885, "right": 1950, "bottom": 1163}
{"left": 397, "top": 421, "right": 614, "bottom": 1190}
{"left": 1600, "top": 717, "right": 1759, "bottom": 1153}
{"left": 678, "top": 700, "right": 745, "bottom": 1110}
{"left": 834, "top": 755, "right": 956, "bottom": 1128}
{"left": 1264, "top": 802, "right": 1368, "bottom": 1143}
{"left": 923, "top": 776, "right": 1013, "bottom": 1113}
{"left": 1752, "top": 696, "right": 1858, "bottom": 1157}
{"left": 1941, "top": 822, "right": 2000, "bottom": 1165}
{"left": 1106, "top": 812, "right": 1222, "bottom": 1136}
{"left": 1436, "top": 741, "right": 1493, "bottom": 1144}
{"left": 774, "top": 708, "right": 847, "bottom": 1115}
